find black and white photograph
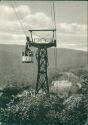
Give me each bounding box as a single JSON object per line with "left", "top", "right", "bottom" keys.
{"left": 0, "top": 0, "right": 88, "bottom": 125}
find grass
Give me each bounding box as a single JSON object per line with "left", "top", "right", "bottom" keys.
{"left": 0, "top": 44, "right": 87, "bottom": 125}
{"left": 0, "top": 44, "right": 87, "bottom": 88}
{"left": 0, "top": 70, "right": 88, "bottom": 125}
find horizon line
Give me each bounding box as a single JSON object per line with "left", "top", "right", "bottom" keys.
{"left": 0, "top": 43, "right": 87, "bottom": 52}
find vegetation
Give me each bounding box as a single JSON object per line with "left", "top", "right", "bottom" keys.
{"left": 0, "top": 45, "right": 87, "bottom": 124}
{"left": 0, "top": 68, "right": 88, "bottom": 125}
{"left": 0, "top": 44, "right": 87, "bottom": 88}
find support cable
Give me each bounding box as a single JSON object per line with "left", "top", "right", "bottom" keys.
{"left": 11, "top": 0, "right": 27, "bottom": 37}
{"left": 13, "top": 0, "right": 44, "bottom": 39}
{"left": 13, "top": 0, "right": 32, "bottom": 36}
{"left": 52, "top": 2, "right": 58, "bottom": 75}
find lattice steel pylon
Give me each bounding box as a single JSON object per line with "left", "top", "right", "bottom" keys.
{"left": 36, "top": 47, "right": 49, "bottom": 94}
{"left": 27, "top": 29, "right": 56, "bottom": 95}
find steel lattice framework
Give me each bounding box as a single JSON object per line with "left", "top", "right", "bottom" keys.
{"left": 27, "top": 29, "right": 56, "bottom": 95}
{"left": 36, "top": 47, "right": 49, "bottom": 94}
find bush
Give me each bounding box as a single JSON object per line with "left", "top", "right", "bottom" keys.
{"left": 0, "top": 70, "right": 88, "bottom": 125}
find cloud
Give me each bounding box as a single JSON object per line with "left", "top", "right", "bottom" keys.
{"left": 23, "top": 12, "right": 52, "bottom": 29}
{"left": 16, "top": 5, "right": 31, "bottom": 18}
{"left": 0, "top": 4, "right": 32, "bottom": 35}
{"left": 57, "top": 23, "right": 87, "bottom": 36}
{"left": 0, "top": 31, "right": 25, "bottom": 45}
{"left": 0, "top": 5, "right": 13, "bottom": 20}
{"left": 60, "top": 43, "right": 87, "bottom": 51}
{"left": 0, "top": 4, "right": 31, "bottom": 21}
{"left": 0, "top": 4, "right": 52, "bottom": 30}
{"left": 0, "top": 31, "right": 24, "bottom": 40}
{"left": 0, "top": 4, "right": 52, "bottom": 44}
{"left": 56, "top": 23, "right": 87, "bottom": 51}
{"left": 0, "top": 4, "right": 51, "bottom": 30}
{"left": 0, "top": 4, "right": 87, "bottom": 51}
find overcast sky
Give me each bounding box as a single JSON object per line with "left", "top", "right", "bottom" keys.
{"left": 0, "top": 1, "right": 87, "bottom": 51}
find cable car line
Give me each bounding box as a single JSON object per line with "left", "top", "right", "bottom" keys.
{"left": 12, "top": 0, "right": 41, "bottom": 39}
{"left": 11, "top": 1, "right": 56, "bottom": 43}
{"left": 11, "top": 1, "right": 57, "bottom": 67}
{"left": 11, "top": 1, "right": 57, "bottom": 94}
{"left": 11, "top": 0, "right": 34, "bottom": 63}
{"left": 51, "top": 2, "right": 57, "bottom": 75}
{"left": 11, "top": 0, "right": 27, "bottom": 37}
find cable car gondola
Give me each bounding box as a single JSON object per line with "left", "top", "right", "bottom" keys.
{"left": 22, "top": 39, "right": 34, "bottom": 63}
{"left": 22, "top": 51, "right": 34, "bottom": 63}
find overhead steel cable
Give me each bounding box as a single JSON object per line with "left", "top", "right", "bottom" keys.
{"left": 11, "top": 0, "right": 56, "bottom": 47}
{"left": 13, "top": 0, "right": 32, "bottom": 36}
{"left": 11, "top": 0, "right": 27, "bottom": 37}
{"left": 13, "top": 0, "right": 41, "bottom": 39}
{"left": 52, "top": 2, "right": 58, "bottom": 75}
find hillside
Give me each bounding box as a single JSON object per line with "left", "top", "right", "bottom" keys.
{"left": 0, "top": 44, "right": 88, "bottom": 125}
{"left": 0, "top": 44, "right": 87, "bottom": 88}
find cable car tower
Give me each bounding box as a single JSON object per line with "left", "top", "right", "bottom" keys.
{"left": 22, "top": 3, "right": 57, "bottom": 95}
{"left": 26, "top": 29, "right": 56, "bottom": 95}
{"left": 11, "top": 0, "right": 57, "bottom": 95}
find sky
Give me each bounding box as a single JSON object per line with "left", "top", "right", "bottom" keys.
{"left": 0, "top": 1, "right": 87, "bottom": 51}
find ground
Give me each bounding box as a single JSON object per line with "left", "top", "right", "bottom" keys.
{"left": 0, "top": 44, "right": 87, "bottom": 125}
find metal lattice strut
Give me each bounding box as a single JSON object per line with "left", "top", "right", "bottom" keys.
{"left": 36, "top": 48, "right": 49, "bottom": 94}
